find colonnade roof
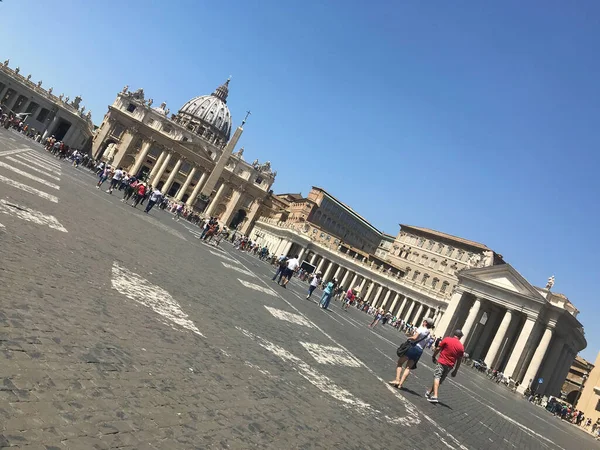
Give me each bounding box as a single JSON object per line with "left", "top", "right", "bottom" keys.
{"left": 400, "top": 224, "right": 491, "bottom": 251}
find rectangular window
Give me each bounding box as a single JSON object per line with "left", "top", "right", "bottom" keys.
{"left": 36, "top": 108, "right": 50, "bottom": 123}
{"left": 127, "top": 103, "right": 136, "bottom": 113}
{"left": 446, "top": 247, "right": 454, "bottom": 257}
{"left": 596, "top": 399, "right": 600, "bottom": 412}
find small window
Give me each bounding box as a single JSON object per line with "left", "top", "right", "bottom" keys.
{"left": 182, "top": 137, "right": 189, "bottom": 142}
{"left": 36, "top": 108, "right": 50, "bottom": 123}
{"left": 412, "top": 271, "right": 420, "bottom": 281}
{"left": 255, "top": 176, "right": 263, "bottom": 184}
{"left": 595, "top": 399, "right": 600, "bottom": 412}
{"left": 446, "top": 247, "right": 454, "bottom": 257}
{"left": 147, "top": 118, "right": 155, "bottom": 126}
{"left": 440, "top": 281, "right": 450, "bottom": 293}
{"left": 163, "top": 125, "right": 172, "bottom": 134}
{"left": 127, "top": 103, "right": 136, "bottom": 113}
{"left": 421, "top": 274, "right": 430, "bottom": 285}
{"left": 427, "top": 240, "right": 435, "bottom": 250}
{"left": 431, "top": 278, "right": 439, "bottom": 289}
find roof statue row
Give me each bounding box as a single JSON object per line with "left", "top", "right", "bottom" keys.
{"left": 1, "top": 59, "right": 93, "bottom": 123}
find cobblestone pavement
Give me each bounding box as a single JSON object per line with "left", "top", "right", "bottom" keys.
{"left": 0, "top": 128, "right": 598, "bottom": 449}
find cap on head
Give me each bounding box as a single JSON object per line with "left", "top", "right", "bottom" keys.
{"left": 454, "top": 329, "right": 464, "bottom": 338}
{"left": 424, "top": 318, "right": 434, "bottom": 327}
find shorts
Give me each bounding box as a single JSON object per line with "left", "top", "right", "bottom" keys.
{"left": 434, "top": 363, "right": 454, "bottom": 384}
{"left": 283, "top": 268, "right": 294, "bottom": 279}
{"left": 405, "top": 344, "right": 424, "bottom": 363}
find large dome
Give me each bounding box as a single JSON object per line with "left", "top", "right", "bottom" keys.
{"left": 175, "top": 79, "right": 232, "bottom": 145}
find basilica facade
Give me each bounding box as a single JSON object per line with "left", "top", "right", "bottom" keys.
{"left": 91, "top": 80, "right": 276, "bottom": 234}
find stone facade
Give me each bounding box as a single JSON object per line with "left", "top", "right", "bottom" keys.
{"left": 561, "top": 355, "right": 594, "bottom": 404}
{"left": 576, "top": 352, "right": 600, "bottom": 423}
{"left": 0, "top": 60, "right": 93, "bottom": 149}
{"left": 251, "top": 188, "right": 587, "bottom": 396}
{"left": 91, "top": 82, "right": 276, "bottom": 234}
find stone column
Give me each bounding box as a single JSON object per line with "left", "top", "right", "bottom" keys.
{"left": 433, "top": 309, "right": 443, "bottom": 326}
{"left": 186, "top": 171, "right": 207, "bottom": 206}
{"left": 517, "top": 326, "right": 554, "bottom": 393}
{"left": 150, "top": 151, "right": 172, "bottom": 186}
{"left": 205, "top": 182, "right": 227, "bottom": 217}
{"left": 112, "top": 129, "right": 137, "bottom": 168}
{"left": 537, "top": 337, "right": 563, "bottom": 395}
{"left": 364, "top": 282, "right": 376, "bottom": 303}
{"left": 434, "top": 291, "right": 464, "bottom": 338}
{"left": 333, "top": 266, "right": 343, "bottom": 280}
{"left": 350, "top": 273, "right": 359, "bottom": 289}
{"left": 161, "top": 157, "right": 183, "bottom": 196}
{"left": 359, "top": 277, "right": 368, "bottom": 293}
{"left": 91, "top": 119, "right": 115, "bottom": 158}
{"left": 396, "top": 296, "right": 408, "bottom": 318}
{"left": 388, "top": 293, "right": 400, "bottom": 315}
{"left": 282, "top": 241, "right": 293, "bottom": 257}
{"left": 484, "top": 309, "right": 513, "bottom": 368}
{"left": 546, "top": 343, "right": 570, "bottom": 395}
{"left": 411, "top": 303, "right": 424, "bottom": 324}
{"left": 298, "top": 247, "right": 307, "bottom": 262}
{"left": 147, "top": 149, "right": 166, "bottom": 182}
{"left": 42, "top": 113, "right": 61, "bottom": 139}
{"left": 240, "top": 198, "right": 263, "bottom": 235}
{"left": 380, "top": 290, "right": 392, "bottom": 309}
{"left": 504, "top": 317, "right": 536, "bottom": 379}
{"left": 131, "top": 139, "right": 154, "bottom": 176}
{"left": 422, "top": 306, "right": 430, "bottom": 320}
{"left": 403, "top": 300, "right": 416, "bottom": 322}
{"left": 323, "top": 262, "right": 335, "bottom": 281}
{"left": 175, "top": 166, "right": 197, "bottom": 201}
{"left": 340, "top": 270, "right": 352, "bottom": 289}
{"left": 460, "top": 299, "right": 482, "bottom": 343}
{"left": 316, "top": 258, "right": 326, "bottom": 274}
{"left": 372, "top": 285, "right": 384, "bottom": 307}
{"left": 221, "top": 188, "right": 245, "bottom": 225}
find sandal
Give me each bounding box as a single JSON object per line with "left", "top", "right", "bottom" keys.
{"left": 388, "top": 381, "right": 400, "bottom": 387}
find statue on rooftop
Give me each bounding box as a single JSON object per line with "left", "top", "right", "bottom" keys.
{"left": 546, "top": 275, "right": 555, "bottom": 290}
{"left": 122, "top": 85, "right": 129, "bottom": 94}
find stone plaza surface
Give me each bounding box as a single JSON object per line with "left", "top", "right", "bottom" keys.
{"left": 0, "top": 128, "right": 597, "bottom": 449}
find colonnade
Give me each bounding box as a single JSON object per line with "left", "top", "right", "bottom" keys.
{"left": 258, "top": 233, "right": 445, "bottom": 327}
{"left": 435, "top": 290, "right": 581, "bottom": 394}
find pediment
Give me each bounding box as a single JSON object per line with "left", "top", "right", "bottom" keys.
{"left": 461, "top": 264, "right": 545, "bottom": 301}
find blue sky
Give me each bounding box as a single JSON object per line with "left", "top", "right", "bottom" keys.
{"left": 3, "top": 1, "right": 599, "bottom": 359}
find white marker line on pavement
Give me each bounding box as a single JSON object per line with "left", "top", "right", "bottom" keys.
{"left": 209, "top": 250, "right": 239, "bottom": 264}
{"left": 5, "top": 157, "right": 61, "bottom": 181}
{"left": 375, "top": 347, "right": 396, "bottom": 362}
{"left": 300, "top": 342, "right": 362, "bottom": 367}
{"left": 222, "top": 250, "right": 474, "bottom": 448}
{"left": 0, "top": 200, "right": 67, "bottom": 232}
{"left": 14, "top": 153, "right": 62, "bottom": 173}
{"left": 289, "top": 292, "right": 346, "bottom": 326}
{"left": 111, "top": 262, "right": 204, "bottom": 337}
{"left": 238, "top": 279, "right": 277, "bottom": 296}
{"left": 237, "top": 327, "right": 412, "bottom": 425}
{"left": 221, "top": 261, "right": 256, "bottom": 277}
{"left": 0, "top": 148, "right": 32, "bottom": 157}
{"left": 264, "top": 305, "right": 314, "bottom": 328}
{"left": 329, "top": 309, "right": 360, "bottom": 328}
{"left": 28, "top": 152, "right": 62, "bottom": 166}
{"left": 0, "top": 161, "right": 60, "bottom": 189}
{"left": 0, "top": 174, "right": 58, "bottom": 203}
{"left": 23, "top": 151, "right": 62, "bottom": 167}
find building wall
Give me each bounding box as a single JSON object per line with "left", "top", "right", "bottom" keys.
{"left": 576, "top": 352, "right": 600, "bottom": 423}
{"left": 385, "top": 227, "right": 494, "bottom": 298}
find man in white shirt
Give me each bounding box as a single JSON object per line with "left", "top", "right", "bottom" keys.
{"left": 280, "top": 255, "right": 300, "bottom": 288}
{"left": 306, "top": 272, "right": 322, "bottom": 299}
{"left": 144, "top": 188, "right": 163, "bottom": 213}
{"left": 107, "top": 167, "right": 124, "bottom": 194}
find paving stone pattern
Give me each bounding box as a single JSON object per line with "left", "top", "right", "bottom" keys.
{"left": 0, "top": 128, "right": 598, "bottom": 449}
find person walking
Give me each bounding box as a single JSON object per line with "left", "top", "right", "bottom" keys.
{"left": 144, "top": 188, "right": 163, "bottom": 213}
{"left": 107, "top": 167, "right": 124, "bottom": 194}
{"left": 342, "top": 287, "right": 356, "bottom": 311}
{"left": 280, "top": 255, "right": 300, "bottom": 288}
{"left": 389, "top": 318, "right": 434, "bottom": 389}
{"left": 131, "top": 182, "right": 146, "bottom": 207}
{"left": 306, "top": 272, "right": 322, "bottom": 300}
{"left": 425, "top": 329, "right": 465, "bottom": 403}
{"left": 272, "top": 256, "right": 288, "bottom": 283}
{"left": 319, "top": 278, "right": 338, "bottom": 310}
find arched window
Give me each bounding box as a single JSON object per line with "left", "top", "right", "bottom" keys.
{"left": 431, "top": 278, "right": 439, "bottom": 289}
{"left": 440, "top": 281, "right": 450, "bottom": 293}
{"left": 412, "top": 270, "right": 420, "bottom": 281}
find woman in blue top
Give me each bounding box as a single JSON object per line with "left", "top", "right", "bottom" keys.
{"left": 319, "top": 278, "right": 337, "bottom": 310}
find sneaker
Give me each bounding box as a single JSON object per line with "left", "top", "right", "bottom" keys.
{"left": 425, "top": 391, "right": 431, "bottom": 399}
{"left": 427, "top": 396, "right": 439, "bottom": 403}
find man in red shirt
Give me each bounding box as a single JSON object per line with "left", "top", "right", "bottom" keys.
{"left": 426, "top": 329, "right": 465, "bottom": 403}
